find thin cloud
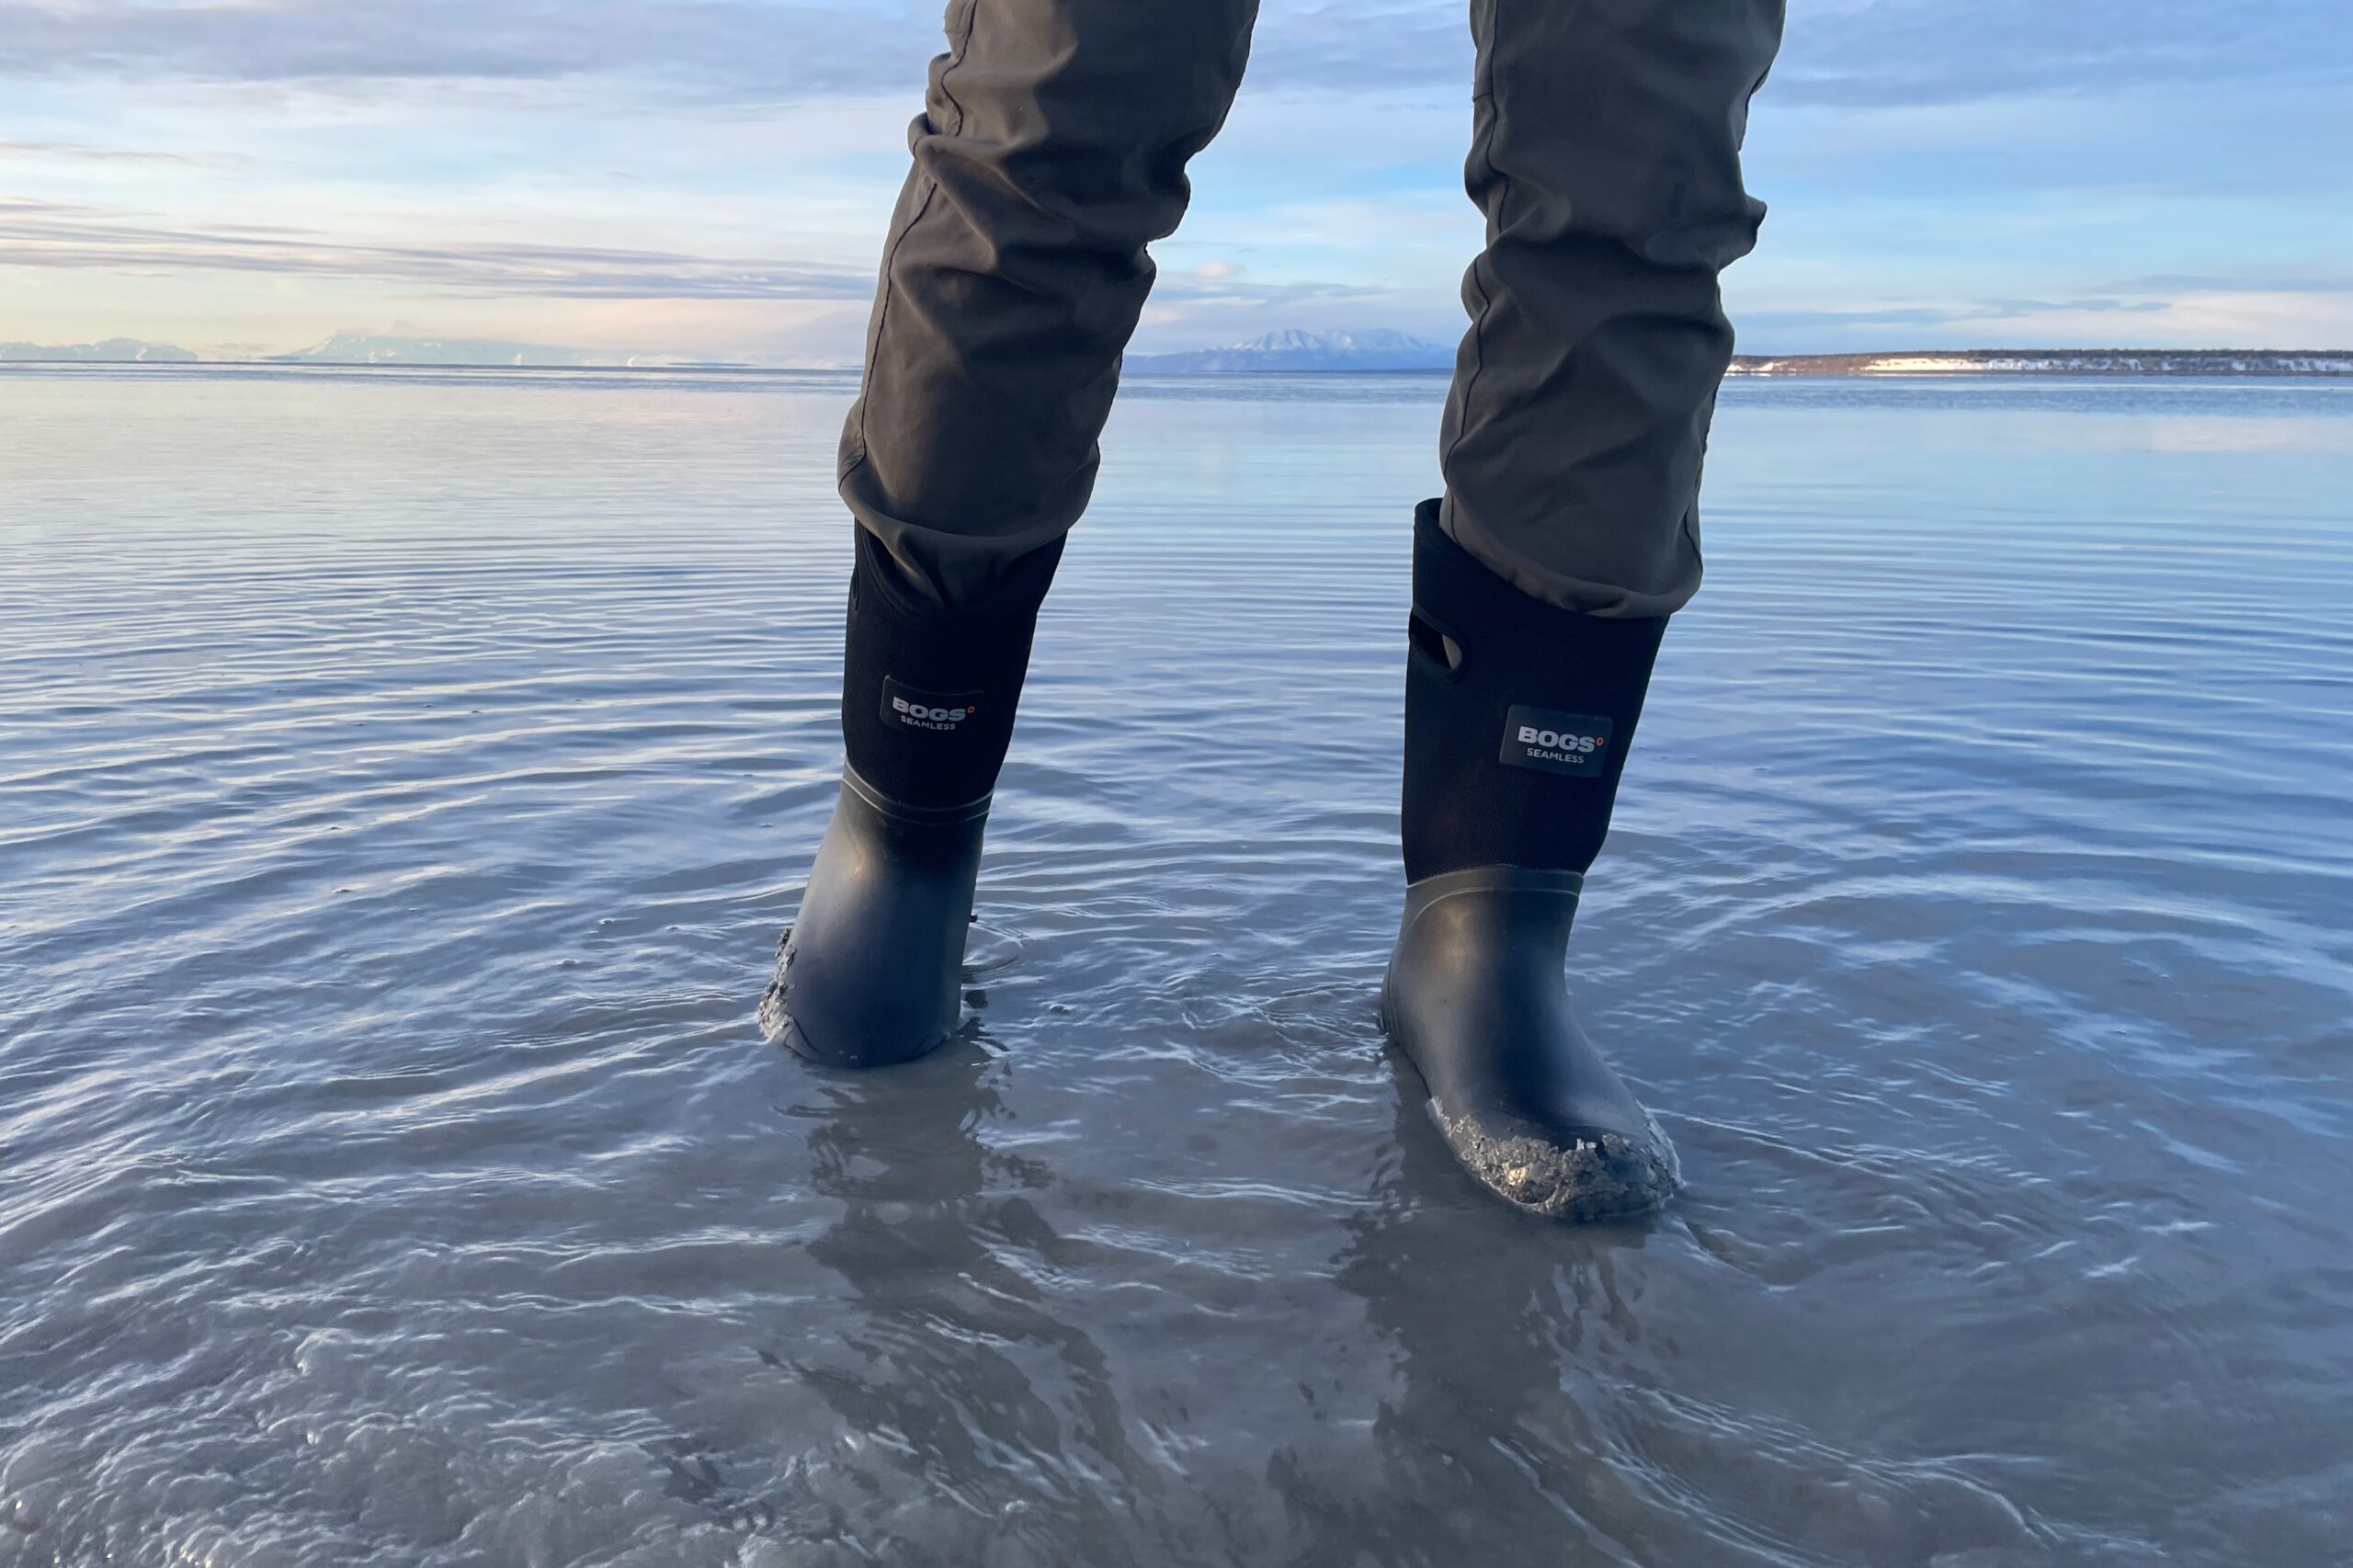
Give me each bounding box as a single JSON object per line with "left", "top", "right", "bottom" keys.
{"left": 1973, "top": 297, "right": 2170, "bottom": 317}
{"left": 1732, "top": 286, "right": 2353, "bottom": 356}
{"left": 2109, "top": 272, "right": 2353, "bottom": 296}
{"left": 0, "top": 139, "right": 228, "bottom": 165}
{"left": 1, "top": 0, "right": 2340, "bottom": 105}
{"left": 1151, "top": 268, "right": 1389, "bottom": 308}
{"left": 0, "top": 199, "right": 876, "bottom": 299}
{"left": 1774, "top": 0, "right": 2351, "bottom": 106}
{"left": 0, "top": 0, "right": 934, "bottom": 97}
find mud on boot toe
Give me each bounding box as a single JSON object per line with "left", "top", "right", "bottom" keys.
{"left": 1380, "top": 865, "right": 1680, "bottom": 1222}
{"left": 1428, "top": 1104, "right": 1680, "bottom": 1221}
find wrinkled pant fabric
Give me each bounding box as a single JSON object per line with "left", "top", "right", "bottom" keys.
{"left": 838, "top": 0, "right": 1786, "bottom": 619}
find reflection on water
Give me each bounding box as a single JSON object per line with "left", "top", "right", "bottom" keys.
{"left": 1, "top": 368, "right": 2349, "bottom": 1566}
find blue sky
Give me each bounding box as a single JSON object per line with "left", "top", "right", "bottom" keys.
{"left": 4, "top": 0, "right": 2348, "bottom": 359}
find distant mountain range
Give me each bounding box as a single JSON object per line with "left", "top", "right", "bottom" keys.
{"left": 1126, "top": 329, "right": 1455, "bottom": 372}
{"left": 268, "top": 334, "right": 717, "bottom": 368}
{"left": 1, "top": 337, "right": 198, "bottom": 363}
{"left": 0, "top": 334, "right": 717, "bottom": 368}
{"left": 5, "top": 334, "right": 2347, "bottom": 376}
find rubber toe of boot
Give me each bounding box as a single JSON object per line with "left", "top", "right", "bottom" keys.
{"left": 1379, "top": 868, "right": 1679, "bottom": 1221}
{"left": 760, "top": 769, "right": 989, "bottom": 1069}
{"left": 1424, "top": 1107, "right": 1679, "bottom": 1222}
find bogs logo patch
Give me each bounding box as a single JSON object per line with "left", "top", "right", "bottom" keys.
{"left": 1500, "top": 705, "right": 1613, "bottom": 777}
{"left": 882, "top": 676, "right": 983, "bottom": 734}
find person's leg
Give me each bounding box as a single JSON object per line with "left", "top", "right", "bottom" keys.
{"left": 842, "top": 0, "right": 1261, "bottom": 610}
{"left": 1441, "top": 0, "right": 1784, "bottom": 619}
{"left": 1383, "top": 0, "right": 1786, "bottom": 1219}
{"left": 767, "top": 0, "right": 1260, "bottom": 1068}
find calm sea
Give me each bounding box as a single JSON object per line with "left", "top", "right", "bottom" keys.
{"left": 3, "top": 366, "right": 2349, "bottom": 1566}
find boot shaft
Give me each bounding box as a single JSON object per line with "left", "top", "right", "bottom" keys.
{"left": 840, "top": 524, "right": 1062, "bottom": 809}
{"left": 1401, "top": 499, "right": 1665, "bottom": 883}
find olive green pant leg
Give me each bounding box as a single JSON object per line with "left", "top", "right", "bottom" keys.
{"left": 1439, "top": 0, "right": 1787, "bottom": 618}
{"left": 838, "top": 0, "right": 1261, "bottom": 609}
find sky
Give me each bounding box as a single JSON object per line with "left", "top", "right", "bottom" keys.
{"left": 4, "top": 0, "right": 2349, "bottom": 361}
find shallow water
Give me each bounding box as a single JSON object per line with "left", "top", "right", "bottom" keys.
{"left": 2, "top": 366, "right": 2349, "bottom": 1567}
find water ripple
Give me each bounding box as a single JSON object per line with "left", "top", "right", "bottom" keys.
{"left": 1, "top": 370, "right": 2347, "bottom": 1566}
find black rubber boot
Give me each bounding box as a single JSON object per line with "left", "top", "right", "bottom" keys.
{"left": 1379, "top": 499, "right": 1679, "bottom": 1221}
{"left": 763, "top": 527, "right": 1059, "bottom": 1069}
{"left": 762, "top": 769, "right": 989, "bottom": 1066}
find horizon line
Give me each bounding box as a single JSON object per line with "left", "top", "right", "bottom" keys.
{"left": 4, "top": 346, "right": 2349, "bottom": 375}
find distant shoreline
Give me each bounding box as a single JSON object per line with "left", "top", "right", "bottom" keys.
{"left": 1723, "top": 349, "right": 2350, "bottom": 377}
{"left": 4, "top": 349, "right": 2347, "bottom": 377}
